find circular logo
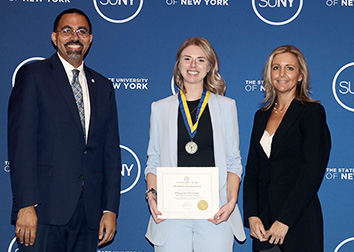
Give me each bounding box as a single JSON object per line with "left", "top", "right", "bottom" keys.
{"left": 334, "top": 237, "right": 354, "bottom": 252}
{"left": 251, "top": 0, "right": 303, "bottom": 26}
{"left": 8, "top": 237, "right": 19, "bottom": 252}
{"left": 332, "top": 62, "right": 354, "bottom": 112}
{"left": 197, "top": 200, "right": 208, "bottom": 211}
{"left": 120, "top": 145, "right": 141, "bottom": 194}
{"left": 12, "top": 57, "right": 45, "bottom": 87}
{"left": 93, "top": 0, "right": 144, "bottom": 24}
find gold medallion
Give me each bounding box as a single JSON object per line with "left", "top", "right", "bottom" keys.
{"left": 197, "top": 200, "right": 208, "bottom": 211}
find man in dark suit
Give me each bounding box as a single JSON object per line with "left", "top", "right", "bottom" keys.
{"left": 8, "top": 8, "right": 121, "bottom": 252}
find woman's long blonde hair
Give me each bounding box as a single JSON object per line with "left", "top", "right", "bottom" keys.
{"left": 173, "top": 37, "right": 225, "bottom": 95}
{"left": 262, "top": 45, "right": 316, "bottom": 110}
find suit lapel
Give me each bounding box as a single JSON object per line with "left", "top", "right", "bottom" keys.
{"left": 208, "top": 93, "right": 222, "bottom": 149}
{"left": 48, "top": 54, "right": 85, "bottom": 142}
{"left": 254, "top": 108, "right": 272, "bottom": 159}
{"left": 207, "top": 93, "right": 224, "bottom": 163}
{"left": 85, "top": 67, "right": 97, "bottom": 142}
{"left": 271, "top": 99, "right": 304, "bottom": 155}
{"left": 208, "top": 93, "right": 227, "bottom": 186}
{"left": 168, "top": 95, "right": 179, "bottom": 166}
{"left": 255, "top": 109, "right": 272, "bottom": 144}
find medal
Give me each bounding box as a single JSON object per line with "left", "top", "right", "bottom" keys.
{"left": 178, "top": 88, "right": 210, "bottom": 155}
{"left": 185, "top": 140, "right": 198, "bottom": 154}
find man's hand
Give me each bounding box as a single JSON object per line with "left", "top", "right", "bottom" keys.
{"left": 98, "top": 212, "right": 117, "bottom": 246}
{"left": 16, "top": 206, "right": 38, "bottom": 246}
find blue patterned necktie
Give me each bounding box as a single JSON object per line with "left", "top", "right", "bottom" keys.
{"left": 71, "top": 69, "right": 86, "bottom": 140}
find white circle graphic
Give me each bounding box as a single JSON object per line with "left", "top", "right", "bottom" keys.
{"left": 334, "top": 237, "right": 354, "bottom": 252}
{"left": 93, "top": 0, "right": 144, "bottom": 24}
{"left": 332, "top": 62, "right": 354, "bottom": 112}
{"left": 12, "top": 57, "right": 45, "bottom": 87}
{"left": 171, "top": 76, "right": 177, "bottom": 95}
{"left": 251, "top": 0, "right": 303, "bottom": 26}
{"left": 8, "top": 237, "right": 18, "bottom": 252}
{"left": 120, "top": 145, "right": 141, "bottom": 194}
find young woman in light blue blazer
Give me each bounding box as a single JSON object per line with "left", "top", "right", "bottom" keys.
{"left": 144, "top": 37, "right": 246, "bottom": 252}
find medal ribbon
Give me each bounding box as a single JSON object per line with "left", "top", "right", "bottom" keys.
{"left": 178, "top": 88, "right": 210, "bottom": 139}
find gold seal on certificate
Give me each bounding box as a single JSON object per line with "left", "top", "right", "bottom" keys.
{"left": 185, "top": 141, "right": 198, "bottom": 154}
{"left": 156, "top": 167, "right": 219, "bottom": 219}
{"left": 197, "top": 200, "right": 208, "bottom": 211}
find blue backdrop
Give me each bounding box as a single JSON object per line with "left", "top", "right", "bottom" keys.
{"left": 1, "top": 0, "right": 354, "bottom": 251}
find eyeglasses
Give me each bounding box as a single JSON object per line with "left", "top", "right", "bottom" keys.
{"left": 58, "top": 28, "right": 90, "bottom": 38}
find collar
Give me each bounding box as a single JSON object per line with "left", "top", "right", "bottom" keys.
{"left": 57, "top": 52, "right": 84, "bottom": 75}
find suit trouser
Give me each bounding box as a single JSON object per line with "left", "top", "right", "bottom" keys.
{"left": 17, "top": 193, "right": 98, "bottom": 252}
{"left": 154, "top": 219, "right": 234, "bottom": 252}
{"left": 260, "top": 246, "right": 282, "bottom": 252}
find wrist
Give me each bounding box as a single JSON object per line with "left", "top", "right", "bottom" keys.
{"left": 227, "top": 198, "right": 237, "bottom": 206}
{"left": 145, "top": 188, "right": 157, "bottom": 201}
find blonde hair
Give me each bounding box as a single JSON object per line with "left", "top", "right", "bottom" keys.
{"left": 173, "top": 37, "right": 225, "bottom": 95}
{"left": 262, "top": 45, "right": 316, "bottom": 110}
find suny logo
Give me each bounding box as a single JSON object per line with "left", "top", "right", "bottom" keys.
{"left": 120, "top": 145, "right": 141, "bottom": 194}
{"left": 252, "top": 0, "right": 303, "bottom": 25}
{"left": 93, "top": 0, "right": 144, "bottom": 23}
{"left": 332, "top": 62, "right": 354, "bottom": 112}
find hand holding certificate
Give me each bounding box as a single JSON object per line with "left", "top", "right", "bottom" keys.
{"left": 156, "top": 167, "right": 219, "bottom": 219}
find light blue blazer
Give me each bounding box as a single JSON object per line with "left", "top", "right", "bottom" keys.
{"left": 145, "top": 92, "right": 246, "bottom": 245}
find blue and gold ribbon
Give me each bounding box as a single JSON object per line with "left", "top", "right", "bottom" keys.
{"left": 178, "top": 88, "right": 210, "bottom": 139}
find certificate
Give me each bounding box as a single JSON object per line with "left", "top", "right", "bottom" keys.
{"left": 156, "top": 167, "right": 219, "bottom": 219}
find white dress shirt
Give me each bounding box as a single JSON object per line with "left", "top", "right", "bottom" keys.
{"left": 57, "top": 53, "right": 91, "bottom": 141}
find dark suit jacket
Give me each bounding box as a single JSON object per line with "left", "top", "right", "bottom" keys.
{"left": 8, "top": 53, "right": 121, "bottom": 229}
{"left": 243, "top": 99, "right": 331, "bottom": 252}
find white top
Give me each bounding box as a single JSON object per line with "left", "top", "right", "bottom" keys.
{"left": 260, "top": 130, "right": 273, "bottom": 158}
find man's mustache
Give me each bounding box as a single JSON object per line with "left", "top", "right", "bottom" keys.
{"left": 64, "top": 41, "right": 83, "bottom": 47}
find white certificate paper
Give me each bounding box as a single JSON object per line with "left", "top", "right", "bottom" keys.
{"left": 156, "top": 167, "right": 219, "bottom": 219}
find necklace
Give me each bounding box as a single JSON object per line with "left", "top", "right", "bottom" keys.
{"left": 273, "top": 103, "right": 289, "bottom": 114}
{"left": 190, "top": 105, "right": 198, "bottom": 115}
{"left": 187, "top": 99, "right": 200, "bottom": 118}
